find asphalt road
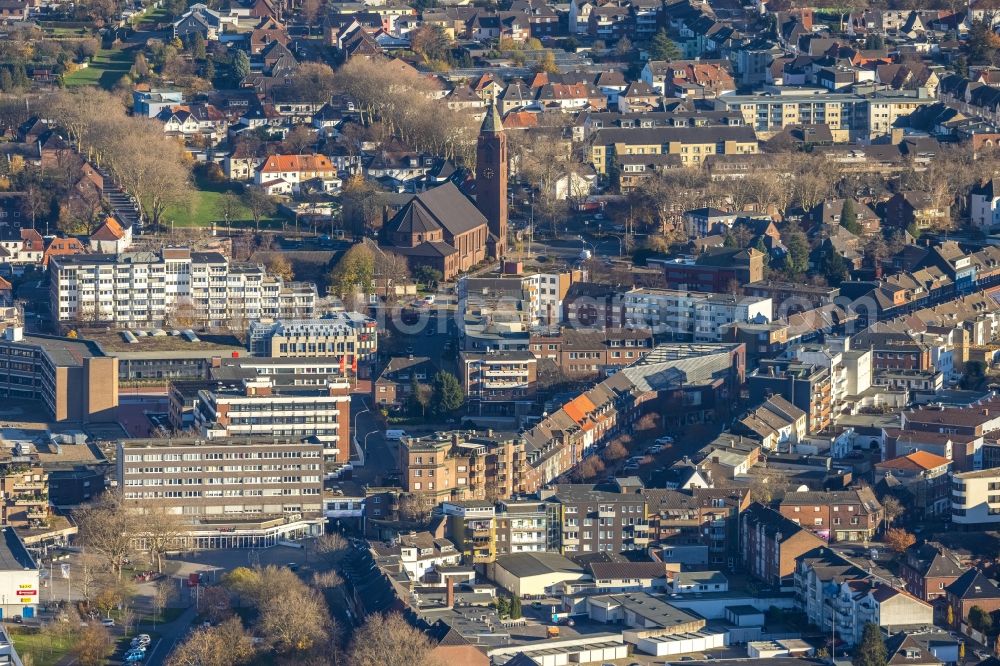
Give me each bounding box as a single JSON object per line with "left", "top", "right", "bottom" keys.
{"left": 350, "top": 395, "right": 399, "bottom": 487}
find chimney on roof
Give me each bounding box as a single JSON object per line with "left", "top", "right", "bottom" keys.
{"left": 446, "top": 576, "right": 455, "bottom": 608}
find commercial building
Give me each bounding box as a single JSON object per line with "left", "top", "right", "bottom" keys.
{"left": 489, "top": 551, "right": 588, "bottom": 597}
{"left": 0, "top": 528, "right": 39, "bottom": 620}
{"left": 169, "top": 376, "right": 351, "bottom": 467}
{"left": 621, "top": 288, "right": 772, "bottom": 341}
{"left": 247, "top": 314, "right": 378, "bottom": 373}
{"left": 400, "top": 430, "right": 527, "bottom": 502}
{"left": 950, "top": 468, "right": 1000, "bottom": 526}
{"left": 650, "top": 248, "right": 766, "bottom": 293}
{"left": 0, "top": 329, "right": 118, "bottom": 423}
{"left": 50, "top": 248, "right": 316, "bottom": 328}
{"left": 117, "top": 436, "right": 325, "bottom": 549}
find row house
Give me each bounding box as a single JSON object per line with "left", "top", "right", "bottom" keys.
{"left": 528, "top": 327, "right": 653, "bottom": 378}
{"left": 588, "top": 124, "right": 759, "bottom": 174}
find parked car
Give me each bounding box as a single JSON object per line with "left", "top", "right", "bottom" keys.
{"left": 101, "top": 618, "right": 115, "bottom": 627}
{"left": 655, "top": 436, "right": 674, "bottom": 445}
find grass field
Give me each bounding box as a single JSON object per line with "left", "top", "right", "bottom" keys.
{"left": 132, "top": 5, "right": 171, "bottom": 29}
{"left": 63, "top": 47, "right": 133, "bottom": 89}
{"left": 162, "top": 181, "right": 284, "bottom": 230}
{"left": 9, "top": 626, "right": 74, "bottom": 666}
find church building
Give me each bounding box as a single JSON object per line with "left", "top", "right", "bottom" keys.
{"left": 382, "top": 105, "right": 509, "bottom": 281}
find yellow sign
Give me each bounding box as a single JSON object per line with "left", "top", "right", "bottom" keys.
{"left": 17, "top": 585, "right": 31, "bottom": 589}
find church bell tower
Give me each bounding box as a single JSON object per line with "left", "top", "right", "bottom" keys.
{"left": 476, "top": 104, "right": 508, "bottom": 260}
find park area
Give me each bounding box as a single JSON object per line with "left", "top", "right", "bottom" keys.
{"left": 63, "top": 47, "right": 132, "bottom": 89}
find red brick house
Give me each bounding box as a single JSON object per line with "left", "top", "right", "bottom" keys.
{"left": 945, "top": 569, "right": 1000, "bottom": 628}
{"left": 741, "top": 502, "right": 825, "bottom": 588}
{"left": 899, "top": 541, "right": 965, "bottom": 603}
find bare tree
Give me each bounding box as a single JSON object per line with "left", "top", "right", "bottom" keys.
{"left": 168, "top": 617, "right": 256, "bottom": 666}
{"left": 72, "top": 624, "right": 114, "bottom": 666}
{"left": 242, "top": 189, "right": 276, "bottom": 231}
{"left": 348, "top": 612, "right": 434, "bottom": 666}
{"left": 137, "top": 504, "right": 187, "bottom": 573}
{"left": 258, "top": 589, "right": 331, "bottom": 655}
{"left": 76, "top": 492, "right": 137, "bottom": 580}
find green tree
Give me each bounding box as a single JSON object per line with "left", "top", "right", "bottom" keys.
{"left": 432, "top": 371, "right": 463, "bottom": 414}
{"left": 840, "top": 198, "right": 862, "bottom": 235}
{"left": 821, "top": 249, "right": 848, "bottom": 286}
{"left": 782, "top": 223, "right": 810, "bottom": 277}
{"left": 970, "top": 605, "right": 993, "bottom": 634}
{"left": 649, "top": 29, "right": 681, "bottom": 61}
{"left": 865, "top": 34, "right": 885, "bottom": 50}
{"left": 853, "top": 623, "right": 887, "bottom": 666}
{"left": 232, "top": 49, "right": 251, "bottom": 81}
{"left": 509, "top": 596, "right": 522, "bottom": 620}
{"left": 415, "top": 265, "right": 442, "bottom": 287}
{"left": 329, "top": 244, "right": 375, "bottom": 299}
{"left": 191, "top": 31, "right": 207, "bottom": 60}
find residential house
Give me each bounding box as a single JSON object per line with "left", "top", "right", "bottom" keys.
{"left": 884, "top": 191, "right": 950, "bottom": 232}
{"left": 88, "top": 217, "right": 131, "bottom": 254}
{"left": 899, "top": 542, "right": 965, "bottom": 603}
{"left": 741, "top": 502, "right": 825, "bottom": 588}
{"left": 777, "top": 488, "right": 883, "bottom": 542}
{"left": 373, "top": 355, "right": 436, "bottom": 410}
{"left": 255, "top": 154, "right": 339, "bottom": 194}
{"left": 945, "top": 569, "right": 1000, "bottom": 627}
{"left": 874, "top": 451, "right": 951, "bottom": 517}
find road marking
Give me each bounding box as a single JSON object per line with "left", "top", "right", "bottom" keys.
{"left": 144, "top": 637, "right": 163, "bottom": 664}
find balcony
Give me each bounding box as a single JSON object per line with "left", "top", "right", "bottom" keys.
{"left": 598, "top": 510, "right": 615, "bottom": 519}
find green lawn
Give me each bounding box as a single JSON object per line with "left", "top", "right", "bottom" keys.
{"left": 9, "top": 626, "right": 75, "bottom": 666}
{"left": 162, "top": 183, "right": 284, "bottom": 230}
{"left": 64, "top": 47, "right": 133, "bottom": 89}
{"left": 132, "top": 5, "right": 171, "bottom": 29}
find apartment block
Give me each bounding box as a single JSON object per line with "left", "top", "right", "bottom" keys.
{"left": 541, "top": 485, "right": 649, "bottom": 555}
{"left": 50, "top": 248, "right": 316, "bottom": 328}
{"left": 169, "top": 376, "right": 351, "bottom": 469}
{"left": 459, "top": 270, "right": 581, "bottom": 329}
{"left": 247, "top": 314, "right": 378, "bottom": 373}
{"left": 400, "top": 430, "right": 527, "bottom": 502}
{"left": 588, "top": 125, "right": 758, "bottom": 174}
{"left": 0, "top": 328, "right": 118, "bottom": 423}
{"left": 720, "top": 90, "right": 933, "bottom": 140}
{"left": 460, "top": 350, "right": 537, "bottom": 417}
{"left": 442, "top": 500, "right": 497, "bottom": 564}
{"left": 741, "top": 502, "right": 825, "bottom": 588}
{"left": 795, "top": 548, "right": 933, "bottom": 646}
{"left": 117, "top": 436, "right": 325, "bottom": 549}
{"left": 528, "top": 328, "right": 653, "bottom": 378}
{"left": 642, "top": 486, "right": 750, "bottom": 569}
{"left": 950, "top": 468, "right": 1000, "bottom": 526}
{"left": 749, "top": 360, "right": 833, "bottom": 433}
{"left": 621, "top": 288, "right": 772, "bottom": 341}
{"left": 495, "top": 499, "right": 550, "bottom": 556}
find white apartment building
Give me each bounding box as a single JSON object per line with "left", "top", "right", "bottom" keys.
{"left": 795, "top": 550, "right": 932, "bottom": 646}
{"left": 621, "top": 288, "right": 772, "bottom": 342}
{"left": 247, "top": 314, "right": 378, "bottom": 366}
{"left": 50, "top": 248, "right": 316, "bottom": 328}
{"left": 951, "top": 468, "right": 1000, "bottom": 526}
{"left": 793, "top": 338, "right": 872, "bottom": 415}
{"left": 459, "top": 271, "right": 577, "bottom": 330}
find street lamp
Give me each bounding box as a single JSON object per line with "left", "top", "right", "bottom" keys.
{"left": 578, "top": 235, "right": 596, "bottom": 259}
{"left": 363, "top": 431, "right": 377, "bottom": 459}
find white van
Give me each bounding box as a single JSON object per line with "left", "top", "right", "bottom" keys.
{"left": 385, "top": 429, "right": 407, "bottom": 441}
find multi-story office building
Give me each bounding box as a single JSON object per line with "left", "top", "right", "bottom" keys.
{"left": 247, "top": 314, "right": 378, "bottom": 372}
{"left": 400, "top": 430, "right": 527, "bottom": 502}
{"left": 0, "top": 328, "right": 118, "bottom": 423}
{"left": 169, "top": 376, "right": 351, "bottom": 470}
{"left": 50, "top": 248, "right": 317, "bottom": 328}
{"left": 117, "top": 436, "right": 325, "bottom": 549}
{"left": 621, "top": 288, "right": 772, "bottom": 341}
{"left": 951, "top": 468, "right": 1000, "bottom": 526}
{"left": 541, "top": 485, "right": 648, "bottom": 555}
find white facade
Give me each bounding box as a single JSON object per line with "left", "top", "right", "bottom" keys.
{"left": 50, "top": 248, "right": 316, "bottom": 328}
{"left": 951, "top": 468, "right": 1000, "bottom": 525}
{"left": 622, "top": 288, "right": 772, "bottom": 341}
{"left": 971, "top": 190, "right": 1000, "bottom": 231}
{"left": 635, "top": 630, "right": 725, "bottom": 657}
